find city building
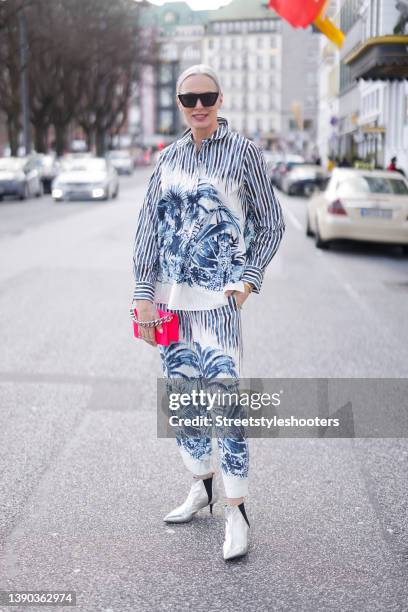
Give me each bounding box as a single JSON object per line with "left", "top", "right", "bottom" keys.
{"left": 138, "top": 1, "right": 210, "bottom": 146}
{"left": 138, "top": 0, "right": 321, "bottom": 154}
{"left": 336, "top": 0, "right": 362, "bottom": 162}
{"left": 318, "top": 0, "right": 408, "bottom": 172}
{"left": 317, "top": 0, "right": 341, "bottom": 166}
{"left": 280, "top": 20, "right": 320, "bottom": 158}
{"left": 202, "top": 0, "right": 282, "bottom": 146}
{"left": 344, "top": 0, "right": 408, "bottom": 171}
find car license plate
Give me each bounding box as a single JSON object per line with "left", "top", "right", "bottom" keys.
{"left": 360, "top": 208, "right": 392, "bottom": 219}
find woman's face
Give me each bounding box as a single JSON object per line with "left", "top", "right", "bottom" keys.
{"left": 176, "top": 74, "right": 223, "bottom": 131}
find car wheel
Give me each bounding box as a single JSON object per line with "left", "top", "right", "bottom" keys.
{"left": 303, "top": 184, "right": 315, "bottom": 198}
{"left": 306, "top": 216, "right": 314, "bottom": 237}
{"left": 288, "top": 185, "right": 295, "bottom": 196}
{"left": 35, "top": 183, "right": 43, "bottom": 198}
{"left": 315, "top": 219, "right": 330, "bottom": 249}
{"left": 113, "top": 186, "right": 119, "bottom": 199}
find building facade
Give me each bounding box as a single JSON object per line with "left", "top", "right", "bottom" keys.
{"left": 352, "top": 0, "right": 408, "bottom": 171}
{"left": 138, "top": 0, "right": 321, "bottom": 154}
{"left": 280, "top": 20, "right": 320, "bottom": 158}
{"left": 202, "top": 0, "right": 282, "bottom": 145}
{"left": 317, "top": 0, "right": 341, "bottom": 166}
{"left": 318, "top": 0, "right": 408, "bottom": 172}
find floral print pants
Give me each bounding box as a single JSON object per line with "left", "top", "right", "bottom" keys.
{"left": 157, "top": 294, "right": 249, "bottom": 498}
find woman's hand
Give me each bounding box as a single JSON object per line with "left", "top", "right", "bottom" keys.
{"left": 224, "top": 282, "right": 253, "bottom": 309}
{"left": 132, "top": 300, "right": 163, "bottom": 347}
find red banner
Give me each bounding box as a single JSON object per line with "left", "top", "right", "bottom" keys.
{"left": 268, "top": 0, "right": 327, "bottom": 28}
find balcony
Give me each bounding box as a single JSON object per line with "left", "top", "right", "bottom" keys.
{"left": 344, "top": 35, "right": 408, "bottom": 81}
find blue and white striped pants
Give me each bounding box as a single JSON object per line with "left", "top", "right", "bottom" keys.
{"left": 157, "top": 295, "right": 249, "bottom": 498}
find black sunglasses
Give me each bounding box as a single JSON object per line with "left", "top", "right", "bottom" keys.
{"left": 177, "top": 91, "right": 219, "bottom": 108}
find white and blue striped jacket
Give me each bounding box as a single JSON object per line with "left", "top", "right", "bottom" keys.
{"left": 132, "top": 116, "right": 285, "bottom": 311}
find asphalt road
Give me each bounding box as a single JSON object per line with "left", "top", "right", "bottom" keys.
{"left": 0, "top": 169, "right": 407, "bottom": 612}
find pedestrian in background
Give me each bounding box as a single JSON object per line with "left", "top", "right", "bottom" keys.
{"left": 387, "top": 156, "right": 406, "bottom": 177}
{"left": 131, "top": 64, "right": 285, "bottom": 560}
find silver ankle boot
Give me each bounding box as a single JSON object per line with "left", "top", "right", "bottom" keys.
{"left": 223, "top": 503, "right": 250, "bottom": 560}
{"left": 163, "top": 475, "right": 217, "bottom": 523}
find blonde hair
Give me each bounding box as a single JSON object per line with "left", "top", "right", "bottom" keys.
{"left": 176, "top": 64, "right": 222, "bottom": 94}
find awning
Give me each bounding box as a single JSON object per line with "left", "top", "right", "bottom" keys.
{"left": 360, "top": 125, "right": 386, "bottom": 134}
{"left": 344, "top": 35, "right": 408, "bottom": 81}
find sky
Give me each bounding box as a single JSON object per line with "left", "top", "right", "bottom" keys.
{"left": 143, "top": 0, "right": 234, "bottom": 10}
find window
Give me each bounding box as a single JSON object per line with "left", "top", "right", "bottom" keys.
{"left": 163, "top": 11, "right": 177, "bottom": 24}
{"left": 158, "top": 110, "right": 173, "bottom": 133}
{"left": 340, "top": 0, "right": 363, "bottom": 34}
{"left": 160, "top": 64, "right": 173, "bottom": 84}
{"left": 339, "top": 62, "right": 353, "bottom": 93}
{"left": 160, "top": 89, "right": 173, "bottom": 107}
{"left": 337, "top": 175, "right": 408, "bottom": 196}
{"left": 307, "top": 72, "right": 316, "bottom": 86}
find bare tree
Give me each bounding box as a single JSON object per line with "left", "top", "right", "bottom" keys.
{"left": 76, "top": 0, "right": 157, "bottom": 156}
{"left": 0, "top": 0, "right": 157, "bottom": 156}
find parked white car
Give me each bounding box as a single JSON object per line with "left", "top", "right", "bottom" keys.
{"left": 306, "top": 168, "right": 408, "bottom": 251}
{"left": 0, "top": 156, "right": 42, "bottom": 200}
{"left": 52, "top": 157, "right": 119, "bottom": 202}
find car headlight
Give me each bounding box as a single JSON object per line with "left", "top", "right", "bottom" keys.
{"left": 92, "top": 187, "right": 106, "bottom": 198}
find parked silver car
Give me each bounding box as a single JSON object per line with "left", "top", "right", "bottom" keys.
{"left": 52, "top": 157, "right": 119, "bottom": 202}
{"left": 107, "top": 150, "right": 134, "bottom": 175}
{"left": 0, "top": 157, "right": 42, "bottom": 200}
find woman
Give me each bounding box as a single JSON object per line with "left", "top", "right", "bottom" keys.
{"left": 131, "top": 64, "right": 285, "bottom": 560}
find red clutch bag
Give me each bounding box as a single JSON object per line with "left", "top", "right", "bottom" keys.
{"left": 131, "top": 307, "right": 179, "bottom": 346}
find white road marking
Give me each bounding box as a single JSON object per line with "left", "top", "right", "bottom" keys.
{"left": 342, "top": 281, "right": 372, "bottom": 316}
{"left": 283, "top": 207, "right": 303, "bottom": 232}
